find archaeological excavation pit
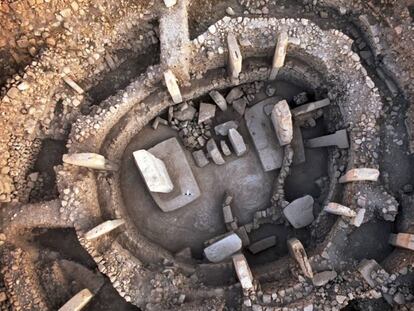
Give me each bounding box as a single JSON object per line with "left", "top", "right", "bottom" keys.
{"left": 1, "top": 1, "right": 414, "bottom": 311}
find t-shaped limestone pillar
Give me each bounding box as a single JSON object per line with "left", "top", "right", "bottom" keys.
{"left": 227, "top": 33, "right": 242, "bottom": 80}
{"left": 269, "top": 31, "right": 288, "bottom": 80}
{"left": 62, "top": 153, "right": 118, "bottom": 171}
{"left": 133, "top": 150, "right": 174, "bottom": 193}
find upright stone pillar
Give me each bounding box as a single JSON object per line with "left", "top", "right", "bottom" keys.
{"left": 227, "top": 33, "right": 242, "bottom": 81}
{"left": 269, "top": 31, "right": 288, "bottom": 80}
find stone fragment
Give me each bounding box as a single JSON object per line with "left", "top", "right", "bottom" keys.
{"left": 192, "top": 150, "right": 209, "bottom": 167}
{"left": 357, "top": 259, "right": 381, "bottom": 288}
{"left": 351, "top": 208, "right": 366, "bottom": 227}
{"left": 152, "top": 116, "right": 168, "bottom": 130}
{"left": 270, "top": 31, "right": 288, "bottom": 80}
{"left": 226, "top": 87, "right": 243, "bottom": 104}
{"left": 163, "top": 0, "right": 176, "bottom": 8}
{"left": 206, "top": 139, "right": 225, "bottom": 165}
{"left": 248, "top": 236, "right": 277, "bottom": 254}
{"left": 133, "top": 150, "right": 174, "bottom": 193}
{"left": 324, "top": 202, "right": 356, "bottom": 217}
{"left": 227, "top": 33, "right": 242, "bottom": 80}
{"left": 164, "top": 70, "right": 183, "bottom": 104}
{"left": 271, "top": 100, "right": 293, "bottom": 146}
{"left": 214, "top": 121, "right": 239, "bottom": 136}
{"left": 283, "top": 195, "right": 314, "bottom": 229}
{"left": 305, "top": 129, "right": 349, "bottom": 149}
{"left": 204, "top": 233, "right": 242, "bottom": 262}
{"left": 209, "top": 90, "right": 228, "bottom": 111}
{"left": 174, "top": 105, "right": 196, "bottom": 121}
{"left": 58, "top": 288, "right": 93, "bottom": 311}
{"left": 339, "top": 168, "right": 380, "bottom": 183}
{"left": 287, "top": 238, "right": 313, "bottom": 278}
{"left": 232, "top": 254, "right": 254, "bottom": 290}
{"left": 223, "top": 205, "right": 234, "bottom": 224}
{"left": 63, "top": 76, "right": 84, "bottom": 94}
{"left": 228, "top": 129, "right": 247, "bottom": 156}
{"left": 85, "top": 219, "right": 125, "bottom": 240}
{"left": 291, "top": 98, "right": 330, "bottom": 117}
{"left": 233, "top": 97, "right": 248, "bottom": 116}
{"left": 220, "top": 140, "right": 232, "bottom": 156}
{"left": 63, "top": 153, "right": 118, "bottom": 171}
{"left": 198, "top": 103, "right": 216, "bottom": 124}
{"left": 312, "top": 271, "right": 337, "bottom": 287}
{"left": 389, "top": 233, "right": 414, "bottom": 251}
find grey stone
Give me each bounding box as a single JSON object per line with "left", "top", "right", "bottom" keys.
{"left": 283, "top": 195, "right": 314, "bottom": 229}
{"left": 220, "top": 140, "right": 232, "bottom": 156}
{"left": 324, "top": 202, "right": 356, "bottom": 217}
{"left": 232, "top": 254, "right": 254, "bottom": 290}
{"left": 192, "top": 150, "right": 209, "bottom": 167}
{"left": 233, "top": 97, "right": 248, "bottom": 116}
{"left": 214, "top": 121, "right": 239, "bottom": 136}
{"left": 358, "top": 259, "right": 381, "bottom": 288}
{"left": 228, "top": 128, "right": 247, "bottom": 156}
{"left": 248, "top": 236, "right": 276, "bottom": 254}
{"left": 223, "top": 205, "right": 234, "bottom": 223}
{"left": 85, "top": 219, "right": 125, "bottom": 240}
{"left": 226, "top": 87, "right": 243, "bottom": 103}
{"left": 287, "top": 238, "right": 313, "bottom": 278}
{"left": 209, "top": 90, "right": 228, "bottom": 111}
{"left": 306, "top": 129, "right": 349, "bottom": 149}
{"left": 271, "top": 100, "right": 293, "bottom": 146}
{"left": 312, "top": 271, "right": 337, "bottom": 287}
{"left": 204, "top": 233, "right": 242, "bottom": 262}
{"left": 198, "top": 103, "right": 216, "bottom": 124}
{"left": 206, "top": 139, "right": 225, "bottom": 165}
{"left": 269, "top": 31, "right": 288, "bottom": 80}
{"left": 291, "top": 98, "right": 330, "bottom": 117}
{"left": 164, "top": 70, "right": 182, "bottom": 104}
{"left": 174, "top": 106, "right": 196, "bottom": 121}
{"left": 227, "top": 33, "right": 242, "bottom": 80}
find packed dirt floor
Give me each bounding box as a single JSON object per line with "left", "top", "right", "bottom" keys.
{"left": 1, "top": 0, "right": 414, "bottom": 310}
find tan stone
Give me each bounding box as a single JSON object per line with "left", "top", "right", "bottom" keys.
{"left": 389, "top": 233, "right": 414, "bottom": 251}
{"left": 232, "top": 254, "right": 254, "bottom": 290}
{"left": 287, "top": 238, "right": 313, "bottom": 278}
{"left": 58, "top": 288, "right": 93, "bottom": 311}
{"left": 62, "top": 153, "right": 118, "bottom": 171}
{"left": 227, "top": 33, "right": 242, "bottom": 80}
{"left": 339, "top": 168, "right": 379, "bottom": 183}
{"left": 269, "top": 31, "right": 288, "bottom": 80}
{"left": 271, "top": 100, "right": 293, "bottom": 146}
{"left": 164, "top": 70, "right": 183, "bottom": 104}
{"left": 63, "top": 76, "right": 84, "bottom": 94}
{"left": 324, "top": 202, "right": 357, "bottom": 218}
{"left": 85, "top": 219, "right": 125, "bottom": 240}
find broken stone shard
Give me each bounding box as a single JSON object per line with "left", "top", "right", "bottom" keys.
{"left": 133, "top": 150, "right": 174, "bottom": 193}
{"left": 389, "top": 233, "right": 414, "bottom": 251}
{"left": 209, "top": 90, "right": 228, "bottom": 111}
{"left": 283, "top": 195, "right": 314, "bottom": 229}
{"left": 206, "top": 139, "right": 225, "bottom": 165}
{"left": 85, "top": 219, "right": 125, "bottom": 240}
{"left": 269, "top": 31, "right": 289, "bottom": 80}
{"left": 192, "top": 150, "right": 209, "bottom": 167}
{"left": 228, "top": 128, "right": 247, "bottom": 156}
{"left": 287, "top": 238, "right": 313, "bottom": 278}
{"left": 305, "top": 129, "right": 349, "bottom": 149}
{"left": 227, "top": 33, "right": 242, "bottom": 80}
{"left": 164, "top": 69, "right": 183, "bottom": 104}
{"left": 204, "top": 233, "right": 242, "bottom": 262}
{"left": 62, "top": 153, "right": 118, "bottom": 171}
{"left": 58, "top": 288, "right": 93, "bottom": 311}
{"left": 214, "top": 121, "right": 239, "bottom": 136}
{"left": 248, "top": 236, "right": 277, "bottom": 254}
{"left": 232, "top": 253, "right": 254, "bottom": 290}
{"left": 174, "top": 105, "right": 196, "bottom": 121}
{"left": 291, "top": 98, "right": 330, "bottom": 117}
{"left": 271, "top": 100, "right": 293, "bottom": 146}
{"left": 324, "top": 202, "right": 357, "bottom": 218}
{"left": 223, "top": 205, "right": 234, "bottom": 224}
{"left": 312, "top": 271, "right": 337, "bottom": 287}
{"left": 351, "top": 208, "right": 366, "bottom": 227}
{"left": 339, "top": 168, "right": 380, "bottom": 183}
{"left": 198, "top": 103, "right": 216, "bottom": 124}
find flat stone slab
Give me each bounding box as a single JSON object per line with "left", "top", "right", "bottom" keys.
{"left": 232, "top": 253, "right": 254, "bottom": 290}
{"left": 214, "top": 121, "right": 239, "bottom": 136}
{"left": 147, "top": 137, "right": 201, "bottom": 212}
{"left": 306, "top": 129, "right": 349, "bottom": 149}
{"left": 58, "top": 288, "right": 93, "bottom": 311}
{"left": 204, "top": 233, "right": 242, "bottom": 262}
{"left": 228, "top": 128, "right": 247, "bottom": 156}
{"left": 192, "top": 150, "right": 209, "bottom": 167}
{"left": 245, "top": 98, "right": 305, "bottom": 171}
{"left": 389, "top": 233, "right": 414, "bottom": 251}
{"left": 283, "top": 195, "right": 314, "bottom": 229}
{"left": 206, "top": 139, "right": 225, "bottom": 165}
{"left": 312, "top": 270, "right": 337, "bottom": 287}
{"left": 324, "top": 202, "right": 356, "bottom": 218}
{"left": 209, "top": 90, "right": 227, "bottom": 111}
{"left": 85, "top": 219, "right": 125, "bottom": 240}
{"left": 339, "top": 168, "right": 380, "bottom": 183}
{"left": 358, "top": 259, "right": 381, "bottom": 288}
{"left": 291, "top": 98, "right": 331, "bottom": 117}
{"left": 248, "top": 236, "right": 277, "bottom": 254}
{"left": 198, "top": 103, "right": 216, "bottom": 124}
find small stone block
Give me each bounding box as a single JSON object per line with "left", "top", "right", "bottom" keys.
{"left": 283, "top": 195, "right": 314, "bottom": 229}
{"left": 351, "top": 208, "right": 366, "bottom": 227}
{"left": 63, "top": 76, "right": 84, "bottom": 94}
{"left": 232, "top": 254, "right": 254, "bottom": 290}
{"left": 192, "top": 150, "right": 209, "bottom": 167}
{"left": 214, "top": 121, "right": 239, "bottom": 136}
{"left": 357, "top": 259, "right": 381, "bottom": 288}
{"left": 287, "top": 238, "right": 313, "bottom": 278}
{"left": 163, "top": 0, "right": 177, "bottom": 7}
{"left": 198, "top": 103, "right": 216, "bottom": 124}
{"left": 226, "top": 87, "right": 244, "bottom": 104}
{"left": 209, "top": 90, "right": 228, "bottom": 111}
{"left": 206, "top": 139, "right": 225, "bottom": 165}
{"left": 291, "top": 98, "right": 330, "bottom": 117}
{"left": 233, "top": 97, "right": 248, "bottom": 116}
{"left": 220, "top": 140, "right": 232, "bottom": 156}
{"left": 223, "top": 205, "right": 234, "bottom": 223}
{"left": 248, "top": 236, "right": 277, "bottom": 254}
{"left": 58, "top": 288, "right": 93, "bottom": 311}
{"left": 324, "top": 202, "right": 356, "bottom": 218}
{"left": 85, "top": 219, "right": 125, "bottom": 240}
{"left": 339, "top": 168, "right": 380, "bottom": 183}
{"left": 389, "top": 233, "right": 414, "bottom": 251}
{"left": 228, "top": 128, "right": 247, "bottom": 156}
{"left": 204, "top": 233, "right": 242, "bottom": 262}
{"left": 236, "top": 226, "right": 250, "bottom": 246}
{"left": 164, "top": 69, "right": 182, "bottom": 104}
{"left": 312, "top": 270, "right": 337, "bottom": 287}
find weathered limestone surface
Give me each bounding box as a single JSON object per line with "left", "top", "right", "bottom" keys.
{"left": 283, "top": 195, "right": 314, "bottom": 229}
{"left": 164, "top": 70, "right": 183, "bottom": 104}
{"left": 351, "top": 208, "right": 366, "bottom": 227}
{"left": 227, "top": 33, "right": 242, "bottom": 80}
{"left": 198, "top": 103, "right": 216, "bottom": 124}
{"left": 204, "top": 233, "right": 242, "bottom": 262}
{"left": 133, "top": 150, "right": 174, "bottom": 193}
{"left": 233, "top": 97, "right": 248, "bottom": 116}
{"left": 232, "top": 254, "right": 254, "bottom": 290}
{"left": 248, "top": 236, "right": 277, "bottom": 254}
{"left": 206, "top": 139, "right": 225, "bottom": 165}
{"left": 287, "top": 238, "right": 313, "bottom": 278}
{"left": 324, "top": 202, "right": 356, "bottom": 218}
{"left": 269, "top": 31, "right": 288, "bottom": 80}
{"left": 339, "top": 168, "right": 380, "bottom": 183}
{"left": 220, "top": 140, "right": 232, "bottom": 156}
{"left": 85, "top": 219, "right": 125, "bottom": 240}
{"left": 58, "top": 288, "right": 93, "bottom": 311}
{"left": 389, "top": 233, "right": 414, "bottom": 251}
{"left": 306, "top": 129, "right": 349, "bottom": 149}
{"left": 271, "top": 100, "right": 293, "bottom": 146}
{"left": 228, "top": 128, "right": 247, "bottom": 156}
{"left": 209, "top": 90, "right": 228, "bottom": 111}
{"left": 63, "top": 153, "right": 118, "bottom": 171}
{"left": 312, "top": 271, "right": 337, "bottom": 287}
{"left": 291, "top": 98, "right": 330, "bottom": 117}
{"left": 214, "top": 121, "right": 238, "bottom": 136}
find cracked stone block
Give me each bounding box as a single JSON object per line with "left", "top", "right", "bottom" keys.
{"left": 269, "top": 31, "right": 288, "bottom": 80}
{"left": 312, "top": 270, "right": 337, "bottom": 287}
{"left": 226, "top": 87, "right": 243, "bottom": 103}
{"left": 339, "top": 168, "right": 380, "bottom": 183}
{"left": 233, "top": 97, "right": 248, "bottom": 116}
{"left": 206, "top": 139, "right": 225, "bottom": 165}
{"left": 291, "top": 98, "right": 330, "bottom": 117}
{"left": 271, "top": 100, "right": 293, "bottom": 146}
{"left": 147, "top": 137, "right": 201, "bottom": 212}
{"left": 198, "top": 103, "right": 216, "bottom": 124}
{"left": 358, "top": 259, "right": 381, "bottom": 288}
{"left": 287, "top": 238, "right": 313, "bottom": 278}
{"left": 389, "top": 233, "right": 414, "bottom": 251}
{"left": 324, "top": 202, "right": 356, "bottom": 217}
{"left": 232, "top": 254, "right": 254, "bottom": 290}
{"left": 214, "top": 121, "right": 239, "bottom": 136}
{"left": 305, "top": 129, "right": 349, "bottom": 149}
{"left": 283, "top": 195, "right": 314, "bottom": 229}
{"left": 85, "top": 219, "right": 125, "bottom": 240}
{"left": 228, "top": 128, "right": 247, "bottom": 156}
{"left": 164, "top": 69, "right": 183, "bottom": 104}
{"left": 204, "top": 233, "right": 242, "bottom": 262}
{"left": 174, "top": 105, "right": 196, "bottom": 121}
{"left": 351, "top": 208, "right": 366, "bottom": 227}
{"left": 227, "top": 33, "right": 242, "bottom": 80}
{"left": 133, "top": 150, "right": 174, "bottom": 193}
{"left": 220, "top": 140, "right": 232, "bottom": 156}
{"left": 248, "top": 236, "right": 277, "bottom": 254}
{"left": 209, "top": 90, "right": 228, "bottom": 111}
{"left": 63, "top": 153, "right": 118, "bottom": 171}
{"left": 58, "top": 288, "right": 93, "bottom": 311}
{"left": 192, "top": 150, "right": 209, "bottom": 167}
